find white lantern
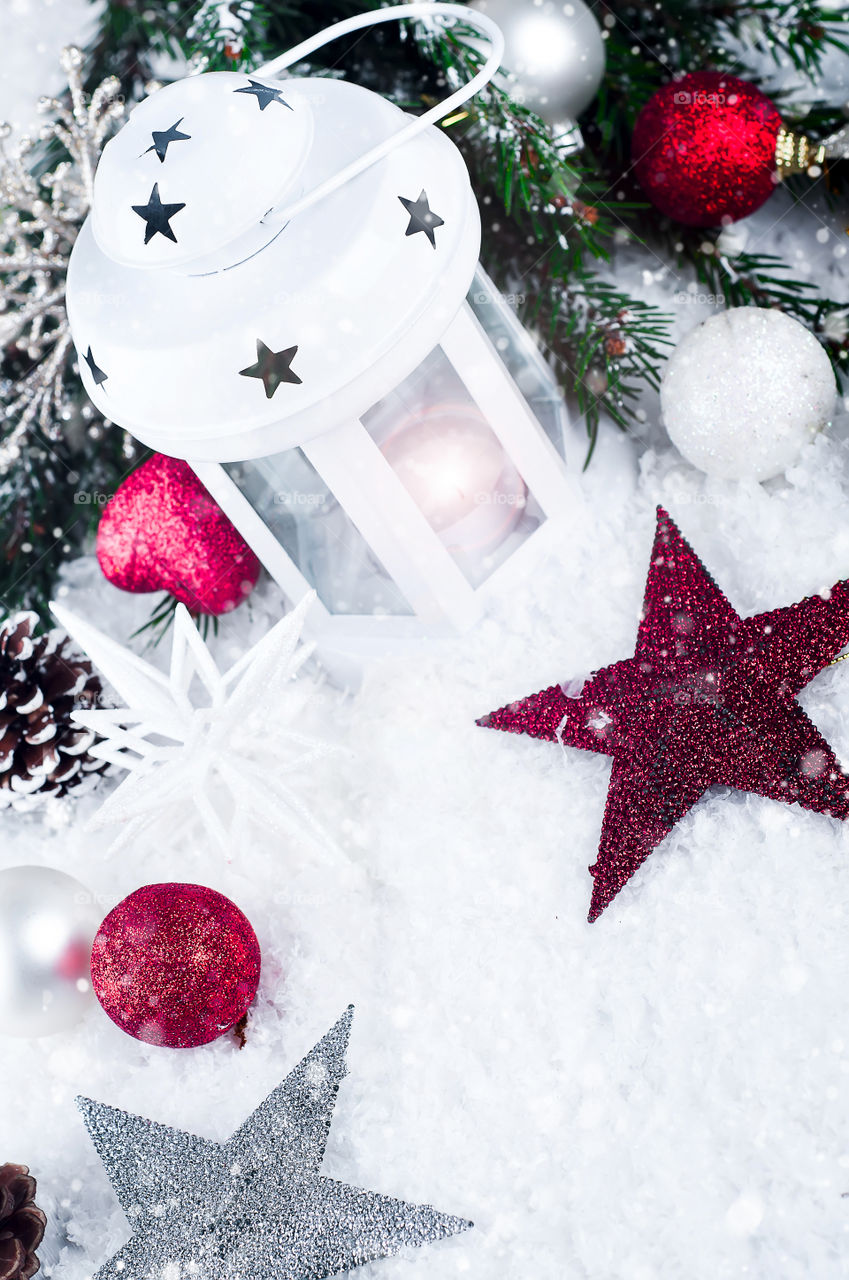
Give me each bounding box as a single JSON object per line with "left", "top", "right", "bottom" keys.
{"left": 66, "top": 3, "right": 574, "bottom": 681}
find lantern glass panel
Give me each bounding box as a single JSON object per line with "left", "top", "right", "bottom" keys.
{"left": 361, "top": 344, "right": 544, "bottom": 588}
{"left": 223, "top": 450, "right": 413, "bottom": 616}
{"left": 467, "top": 271, "right": 565, "bottom": 452}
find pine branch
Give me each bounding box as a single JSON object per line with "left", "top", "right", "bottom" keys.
{"left": 718, "top": 5, "right": 849, "bottom": 75}
{"left": 183, "top": 0, "right": 273, "bottom": 71}
{"left": 131, "top": 592, "right": 218, "bottom": 643}
{"left": 412, "top": 15, "right": 675, "bottom": 459}
{"left": 81, "top": 2, "right": 185, "bottom": 96}
{"left": 689, "top": 243, "right": 849, "bottom": 379}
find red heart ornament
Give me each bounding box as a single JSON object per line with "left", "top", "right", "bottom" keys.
{"left": 97, "top": 454, "right": 261, "bottom": 615}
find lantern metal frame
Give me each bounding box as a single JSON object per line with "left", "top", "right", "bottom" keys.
{"left": 191, "top": 263, "right": 573, "bottom": 675}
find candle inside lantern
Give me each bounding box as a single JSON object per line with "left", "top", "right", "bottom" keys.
{"left": 380, "top": 405, "right": 528, "bottom": 564}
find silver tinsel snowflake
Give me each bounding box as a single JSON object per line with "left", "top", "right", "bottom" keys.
{"left": 0, "top": 46, "right": 124, "bottom": 475}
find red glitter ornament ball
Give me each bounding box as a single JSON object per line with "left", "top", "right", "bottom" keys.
{"left": 97, "top": 453, "right": 261, "bottom": 615}
{"left": 632, "top": 72, "right": 783, "bottom": 227}
{"left": 90, "top": 883, "right": 262, "bottom": 1048}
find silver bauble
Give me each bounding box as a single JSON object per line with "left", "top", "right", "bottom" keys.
{"left": 473, "top": 0, "right": 606, "bottom": 125}
{"left": 0, "top": 866, "right": 101, "bottom": 1037}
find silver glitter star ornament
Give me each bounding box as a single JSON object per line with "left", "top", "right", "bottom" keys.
{"left": 51, "top": 592, "right": 340, "bottom": 855}
{"left": 77, "top": 1007, "right": 471, "bottom": 1280}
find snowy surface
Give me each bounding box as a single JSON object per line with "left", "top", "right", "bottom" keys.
{"left": 6, "top": 10, "right": 849, "bottom": 1280}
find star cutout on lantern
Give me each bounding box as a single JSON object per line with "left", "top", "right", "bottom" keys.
{"left": 479, "top": 507, "right": 849, "bottom": 922}
{"left": 398, "top": 190, "right": 445, "bottom": 248}
{"left": 77, "top": 1006, "right": 471, "bottom": 1280}
{"left": 233, "top": 78, "right": 293, "bottom": 111}
{"left": 131, "top": 182, "right": 186, "bottom": 244}
{"left": 142, "top": 117, "right": 191, "bottom": 162}
{"left": 51, "top": 593, "right": 339, "bottom": 856}
{"left": 83, "top": 345, "right": 108, "bottom": 387}
{"left": 239, "top": 339, "right": 302, "bottom": 398}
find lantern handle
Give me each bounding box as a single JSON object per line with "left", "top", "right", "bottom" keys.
{"left": 257, "top": 2, "right": 504, "bottom": 228}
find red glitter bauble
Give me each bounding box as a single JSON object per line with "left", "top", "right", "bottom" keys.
{"left": 632, "top": 72, "right": 783, "bottom": 227}
{"left": 97, "top": 454, "right": 261, "bottom": 615}
{"left": 90, "top": 883, "right": 262, "bottom": 1048}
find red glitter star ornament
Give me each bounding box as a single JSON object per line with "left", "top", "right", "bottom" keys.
{"left": 479, "top": 508, "right": 849, "bottom": 922}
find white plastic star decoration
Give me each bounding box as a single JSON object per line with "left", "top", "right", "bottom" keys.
{"left": 51, "top": 593, "right": 338, "bottom": 854}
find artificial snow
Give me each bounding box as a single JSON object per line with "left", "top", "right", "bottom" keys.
{"left": 11, "top": 422, "right": 849, "bottom": 1280}
{"left": 6, "top": 12, "right": 849, "bottom": 1280}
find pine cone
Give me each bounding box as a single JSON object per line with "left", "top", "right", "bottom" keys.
{"left": 0, "top": 612, "right": 107, "bottom": 809}
{"left": 0, "top": 1165, "right": 46, "bottom": 1280}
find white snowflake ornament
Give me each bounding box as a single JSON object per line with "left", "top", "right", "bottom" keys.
{"left": 50, "top": 593, "right": 340, "bottom": 856}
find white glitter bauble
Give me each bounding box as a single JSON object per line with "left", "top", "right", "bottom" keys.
{"left": 472, "top": 0, "right": 606, "bottom": 124}
{"left": 660, "top": 308, "right": 837, "bottom": 482}
{"left": 0, "top": 866, "right": 100, "bottom": 1037}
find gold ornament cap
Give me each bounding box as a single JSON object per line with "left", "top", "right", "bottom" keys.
{"left": 774, "top": 127, "right": 826, "bottom": 179}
